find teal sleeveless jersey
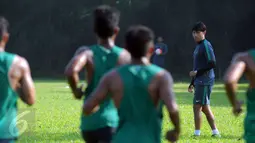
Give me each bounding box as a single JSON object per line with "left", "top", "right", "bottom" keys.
{"left": 247, "top": 49, "right": 255, "bottom": 116}
{"left": 112, "top": 64, "right": 164, "bottom": 143}
{"left": 0, "top": 52, "right": 18, "bottom": 139}
{"left": 80, "top": 44, "right": 123, "bottom": 131}
{"left": 244, "top": 49, "right": 255, "bottom": 142}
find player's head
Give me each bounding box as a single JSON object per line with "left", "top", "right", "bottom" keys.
{"left": 93, "top": 5, "right": 120, "bottom": 40}
{"left": 192, "top": 21, "right": 206, "bottom": 42}
{"left": 157, "top": 37, "right": 163, "bottom": 43}
{"left": 125, "top": 25, "right": 155, "bottom": 59}
{"left": 0, "top": 17, "right": 9, "bottom": 48}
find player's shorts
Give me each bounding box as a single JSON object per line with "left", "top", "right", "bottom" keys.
{"left": 81, "top": 126, "right": 115, "bottom": 143}
{"left": 193, "top": 85, "right": 213, "bottom": 105}
{"left": 0, "top": 139, "right": 16, "bottom": 143}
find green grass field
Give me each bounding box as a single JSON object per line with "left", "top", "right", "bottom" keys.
{"left": 16, "top": 80, "right": 247, "bottom": 143}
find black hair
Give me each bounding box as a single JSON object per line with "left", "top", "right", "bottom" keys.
{"left": 93, "top": 5, "right": 120, "bottom": 39}
{"left": 192, "top": 21, "right": 206, "bottom": 32}
{"left": 0, "top": 17, "right": 9, "bottom": 41}
{"left": 125, "top": 25, "right": 155, "bottom": 59}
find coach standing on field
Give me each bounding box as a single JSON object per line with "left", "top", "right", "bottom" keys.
{"left": 151, "top": 37, "right": 168, "bottom": 68}
{"left": 188, "top": 21, "right": 220, "bottom": 138}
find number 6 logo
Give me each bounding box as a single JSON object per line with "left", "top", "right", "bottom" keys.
{"left": 9, "top": 110, "right": 31, "bottom": 136}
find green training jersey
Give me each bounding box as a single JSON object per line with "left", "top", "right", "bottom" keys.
{"left": 113, "top": 64, "right": 164, "bottom": 143}
{"left": 80, "top": 44, "right": 123, "bottom": 131}
{"left": 244, "top": 49, "right": 255, "bottom": 142}
{"left": 0, "top": 52, "right": 18, "bottom": 139}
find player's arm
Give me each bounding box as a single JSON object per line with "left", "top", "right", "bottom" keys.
{"left": 83, "top": 71, "right": 114, "bottom": 115}
{"left": 64, "top": 47, "right": 90, "bottom": 99}
{"left": 159, "top": 71, "right": 180, "bottom": 134}
{"left": 224, "top": 53, "right": 246, "bottom": 109}
{"left": 189, "top": 77, "right": 195, "bottom": 87}
{"left": 16, "top": 57, "right": 35, "bottom": 106}
{"left": 195, "top": 44, "right": 216, "bottom": 77}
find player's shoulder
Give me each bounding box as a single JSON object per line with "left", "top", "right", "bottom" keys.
{"left": 14, "top": 54, "right": 26, "bottom": 63}
{"left": 74, "top": 45, "right": 93, "bottom": 57}
{"left": 148, "top": 64, "right": 169, "bottom": 77}
{"left": 112, "top": 45, "right": 125, "bottom": 56}
{"left": 14, "top": 55, "right": 30, "bottom": 70}
{"left": 232, "top": 51, "right": 251, "bottom": 62}
{"left": 2, "top": 52, "right": 24, "bottom": 65}
{"left": 114, "top": 45, "right": 124, "bottom": 53}
{"left": 75, "top": 45, "right": 92, "bottom": 53}
{"left": 204, "top": 39, "right": 212, "bottom": 44}
{"left": 156, "top": 68, "right": 173, "bottom": 84}
{"left": 118, "top": 49, "right": 131, "bottom": 65}
{"left": 113, "top": 45, "right": 123, "bottom": 50}
{"left": 202, "top": 39, "right": 213, "bottom": 47}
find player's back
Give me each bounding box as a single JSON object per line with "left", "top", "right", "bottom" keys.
{"left": 80, "top": 44, "right": 123, "bottom": 131}
{"left": 0, "top": 51, "right": 18, "bottom": 139}
{"left": 113, "top": 64, "right": 164, "bottom": 143}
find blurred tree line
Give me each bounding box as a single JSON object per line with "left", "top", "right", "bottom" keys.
{"left": 1, "top": 0, "right": 255, "bottom": 79}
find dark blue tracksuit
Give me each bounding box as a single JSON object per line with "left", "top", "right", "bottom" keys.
{"left": 190, "top": 39, "right": 216, "bottom": 105}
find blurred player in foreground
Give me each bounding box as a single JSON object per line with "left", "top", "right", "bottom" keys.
{"left": 0, "top": 17, "right": 36, "bottom": 143}
{"left": 224, "top": 49, "right": 255, "bottom": 143}
{"left": 64, "top": 5, "right": 130, "bottom": 143}
{"left": 83, "top": 25, "right": 180, "bottom": 143}
{"left": 188, "top": 21, "right": 220, "bottom": 137}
